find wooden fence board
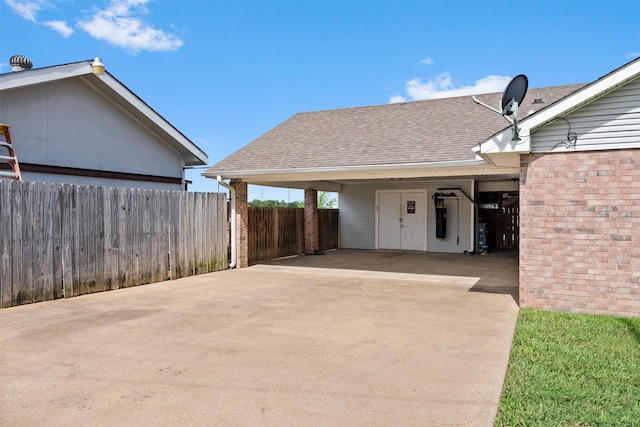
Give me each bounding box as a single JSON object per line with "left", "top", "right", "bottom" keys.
{"left": 10, "top": 181, "right": 23, "bottom": 303}
{"left": 34, "top": 181, "right": 53, "bottom": 301}
{"left": 124, "top": 189, "right": 135, "bottom": 288}
{"left": 88, "top": 185, "right": 100, "bottom": 294}
{"left": 21, "top": 182, "right": 34, "bottom": 304}
{"left": 319, "top": 209, "right": 339, "bottom": 251}
{"left": 95, "top": 186, "right": 105, "bottom": 293}
{"left": 51, "top": 185, "right": 63, "bottom": 300}
{"left": 103, "top": 187, "right": 115, "bottom": 290}
{"left": 248, "top": 207, "right": 337, "bottom": 265}
{"left": 0, "top": 180, "right": 12, "bottom": 308}
{"left": 0, "top": 181, "right": 228, "bottom": 308}
{"left": 117, "top": 187, "right": 128, "bottom": 288}
{"left": 60, "top": 185, "right": 73, "bottom": 298}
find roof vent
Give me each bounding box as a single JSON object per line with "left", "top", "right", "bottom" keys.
{"left": 10, "top": 55, "right": 33, "bottom": 72}
{"left": 532, "top": 93, "right": 544, "bottom": 104}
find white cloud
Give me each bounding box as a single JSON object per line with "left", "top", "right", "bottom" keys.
{"left": 43, "top": 19, "right": 73, "bottom": 37}
{"left": 389, "top": 95, "right": 407, "bottom": 104}
{"left": 625, "top": 52, "right": 640, "bottom": 59}
{"left": 78, "top": 0, "right": 183, "bottom": 53}
{"left": 4, "top": 0, "right": 44, "bottom": 21}
{"left": 390, "top": 72, "right": 512, "bottom": 103}
{"left": 420, "top": 57, "right": 434, "bottom": 65}
{"left": 5, "top": 0, "right": 73, "bottom": 38}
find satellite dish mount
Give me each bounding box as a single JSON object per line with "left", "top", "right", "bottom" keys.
{"left": 472, "top": 74, "right": 528, "bottom": 141}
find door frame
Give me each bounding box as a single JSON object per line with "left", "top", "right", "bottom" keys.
{"left": 375, "top": 189, "right": 428, "bottom": 251}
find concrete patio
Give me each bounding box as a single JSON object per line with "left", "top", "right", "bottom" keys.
{"left": 0, "top": 250, "right": 519, "bottom": 426}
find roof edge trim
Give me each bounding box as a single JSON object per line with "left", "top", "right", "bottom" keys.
{"left": 204, "top": 159, "right": 486, "bottom": 179}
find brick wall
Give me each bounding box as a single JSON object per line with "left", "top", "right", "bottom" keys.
{"left": 520, "top": 149, "right": 640, "bottom": 317}
{"left": 304, "top": 188, "right": 319, "bottom": 254}
{"left": 232, "top": 181, "right": 249, "bottom": 268}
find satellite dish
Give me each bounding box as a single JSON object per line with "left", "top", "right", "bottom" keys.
{"left": 471, "top": 73, "right": 529, "bottom": 141}
{"left": 501, "top": 74, "right": 528, "bottom": 116}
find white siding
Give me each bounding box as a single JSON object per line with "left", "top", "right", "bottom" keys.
{"left": 339, "top": 183, "right": 377, "bottom": 249}
{"left": 532, "top": 77, "right": 640, "bottom": 152}
{"left": 340, "top": 179, "right": 474, "bottom": 253}
{"left": 425, "top": 180, "right": 474, "bottom": 254}
{"left": 0, "top": 78, "right": 184, "bottom": 187}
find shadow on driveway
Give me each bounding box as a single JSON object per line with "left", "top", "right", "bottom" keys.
{"left": 265, "top": 249, "right": 520, "bottom": 305}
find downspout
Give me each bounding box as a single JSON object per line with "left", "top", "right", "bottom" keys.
{"left": 217, "top": 176, "right": 237, "bottom": 269}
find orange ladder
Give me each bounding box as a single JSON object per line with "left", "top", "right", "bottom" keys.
{"left": 0, "top": 123, "right": 22, "bottom": 181}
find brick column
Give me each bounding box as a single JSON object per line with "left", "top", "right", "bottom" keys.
{"left": 304, "top": 188, "right": 319, "bottom": 255}
{"left": 232, "top": 181, "right": 249, "bottom": 268}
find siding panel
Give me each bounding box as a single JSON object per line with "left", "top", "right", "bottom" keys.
{"left": 532, "top": 77, "right": 640, "bottom": 152}
{"left": 339, "top": 184, "right": 377, "bottom": 249}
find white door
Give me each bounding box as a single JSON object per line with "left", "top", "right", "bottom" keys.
{"left": 378, "top": 191, "right": 426, "bottom": 250}
{"left": 378, "top": 192, "right": 401, "bottom": 249}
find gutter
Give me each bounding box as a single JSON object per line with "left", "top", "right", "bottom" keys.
{"left": 216, "top": 176, "right": 237, "bottom": 269}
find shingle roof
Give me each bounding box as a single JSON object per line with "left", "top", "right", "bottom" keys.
{"left": 210, "top": 83, "right": 585, "bottom": 173}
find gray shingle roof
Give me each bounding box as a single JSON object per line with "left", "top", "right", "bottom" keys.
{"left": 210, "top": 83, "right": 585, "bottom": 173}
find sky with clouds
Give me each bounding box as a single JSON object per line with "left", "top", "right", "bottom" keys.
{"left": 1, "top": 0, "right": 638, "bottom": 197}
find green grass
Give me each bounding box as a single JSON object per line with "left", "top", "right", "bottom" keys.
{"left": 496, "top": 308, "right": 640, "bottom": 427}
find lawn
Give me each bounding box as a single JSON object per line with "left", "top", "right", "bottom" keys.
{"left": 496, "top": 308, "right": 640, "bottom": 427}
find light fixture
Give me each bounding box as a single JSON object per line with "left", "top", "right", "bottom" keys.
{"left": 91, "top": 57, "right": 105, "bottom": 75}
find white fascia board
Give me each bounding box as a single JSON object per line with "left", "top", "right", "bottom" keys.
{"left": 205, "top": 159, "right": 519, "bottom": 183}
{"left": 205, "top": 159, "right": 482, "bottom": 177}
{"left": 0, "top": 62, "right": 90, "bottom": 90}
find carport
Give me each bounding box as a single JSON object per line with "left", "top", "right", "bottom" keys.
{"left": 0, "top": 250, "right": 519, "bottom": 426}
{"left": 203, "top": 83, "right": 579, "bottom": 268}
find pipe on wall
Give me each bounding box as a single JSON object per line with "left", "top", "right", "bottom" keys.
{"left": 216, "top": 176, "right": 237, "bottom": 269}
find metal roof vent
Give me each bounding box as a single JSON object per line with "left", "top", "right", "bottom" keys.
{"left": 9, "top": 55, "right": 33, "bottom": 72}
{"left": 532, "top": 92, "right": 544, "bottom": 104}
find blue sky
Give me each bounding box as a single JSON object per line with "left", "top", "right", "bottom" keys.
{"left": 1, "top": 0, "right": 638, "bottom": 201}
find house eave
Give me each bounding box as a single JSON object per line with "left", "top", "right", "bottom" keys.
{"left": 205, "top": 159, "right": 520, "bottom": 184}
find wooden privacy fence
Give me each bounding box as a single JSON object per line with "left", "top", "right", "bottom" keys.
{"left": 248, "top": 207, "right": 338, "bottom": 265}
{"left": 318, "top": 208, "right": 339, "bottom": 251}
{"left": 480, "top": 205, "right": 520, "bottom": 251}
{"left": 0, "top": 180, "right": 228, "bottom": 308}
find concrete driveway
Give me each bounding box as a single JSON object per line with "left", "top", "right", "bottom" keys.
{"left": 0, "top": 250, "right": 519, "bottom": 426}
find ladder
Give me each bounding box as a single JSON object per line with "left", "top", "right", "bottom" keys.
{"left": 0, "top": 123, "right": 22, "bottom": 181}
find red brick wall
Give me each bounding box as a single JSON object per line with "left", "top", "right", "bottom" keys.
{"left": 232, "top": 181, "right": 249, "bottom": 268}
{"left": 519, "top": 149, "right": 640, "bottom": 317}
{"left": 304, "top": 188, "right": 319, "bottom": 254}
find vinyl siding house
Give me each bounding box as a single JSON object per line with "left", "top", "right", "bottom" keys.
{"left": 207, "top": 57, "right": 640, "bottom": 317}
{"left": 0, "top": 58, "right": 207, "bottom": 190}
